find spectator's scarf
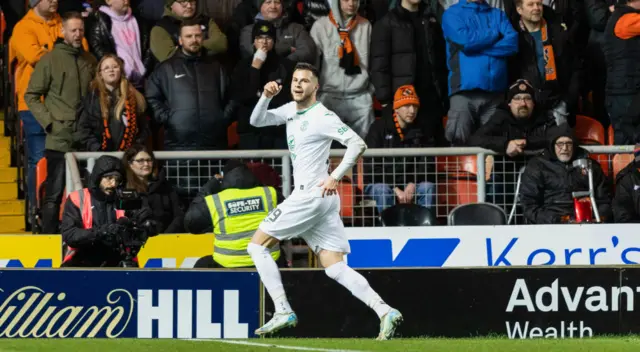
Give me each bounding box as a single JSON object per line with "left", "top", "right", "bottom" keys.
{"left": 328, "top": 11, "right": 362, "bottom": 75}
{"left": 101, "top": 89, "right": 139, "bottom": 151}
{"left": 100, "top": 6, "right": 147, "bottom": 85}
{"left": 521, "top": 19, "right": 557, "bottom": 82}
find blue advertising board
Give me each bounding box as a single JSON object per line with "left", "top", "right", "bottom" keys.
{"left": 0, "top": 270, "right": 260, "bottom": 338}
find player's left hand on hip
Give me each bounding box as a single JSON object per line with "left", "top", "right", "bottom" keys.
{"left": 318, "top": 176, "right": 338, "bottom": 197}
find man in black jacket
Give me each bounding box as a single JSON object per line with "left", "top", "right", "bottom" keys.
{"left": 509, "top": 0, "right": 583, "bottom": 127}
{"left": 231, "top": 20, "right": 294, "bottom": 149}
{"left": 613, "top": 144, "right": 640, "bottom": 222}
{"left": 146, "top": 19, "right": 230, "bottom": 151}
{"left": 519, "top": 125, "right": 612, "bottom": 224}
{"left": 470, "top": 79, "right": 554, "bottom": 156}
{"left": 60, "top": 155, "right": 156, "bottom": 267}
{"left": 364, "top": 85, "right": 436, "bottom": 214}
{"left": 369, "top": 0, "right": 448, "bottom": 145}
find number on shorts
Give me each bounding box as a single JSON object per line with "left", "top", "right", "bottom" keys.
{"left": 264, "top": 208, "right": 282, "bottom": 223}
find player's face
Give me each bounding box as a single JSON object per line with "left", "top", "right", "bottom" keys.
{"left": 291, "top": 70, "right": 318, "bottom": 103}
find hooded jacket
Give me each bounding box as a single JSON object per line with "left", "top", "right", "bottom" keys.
{"left": 239, "top": 13, "right": 317, "bottom": 63}
{"left": 310, "top": 0, "right": 372, "bottom": 96}
{"left": 60, "top": 156, "right": 126, "bottom": 267}
{"left": 468, "top": 104, "right": 554, "bottom": 154}
{"left": 519, "top": 126, "right": 612, "bottom": 224}
{"left": 184, "top": 164, "right": 285, "bottom": 234}
{"left": 363, "top": 107, "right": 436, "bottom": 186}
{"left": 24, "top": 40, "right": 97, "bottom": 153}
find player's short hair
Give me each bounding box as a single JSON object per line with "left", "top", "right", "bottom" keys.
{"left": 62, "top": 11, "right": 84, "bottom": 23}
{"left": 293, "top": 62, "right": 319, "bottom": 79}
{"left": 180, "top": 18, "right": 203, "bottom": 35}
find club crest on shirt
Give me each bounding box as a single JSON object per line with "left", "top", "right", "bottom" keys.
{"left": 300, "top": 120, "right": 309, "bottom": 131}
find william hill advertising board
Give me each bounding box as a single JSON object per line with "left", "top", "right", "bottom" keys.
{"left": 0, "top": 270, "right": 260, "bottom": 338}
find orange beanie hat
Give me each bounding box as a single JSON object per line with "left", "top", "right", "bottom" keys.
{"left": 393, "top": 85, "right": 420, "bottom": 110}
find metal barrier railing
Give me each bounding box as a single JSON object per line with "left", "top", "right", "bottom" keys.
{"left": 65, "top": 146, "right": 635, "bottom": 226}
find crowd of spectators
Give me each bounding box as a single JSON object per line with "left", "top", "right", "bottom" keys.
{"left": 3, "top": 0, "right": 640, "bottom": 231}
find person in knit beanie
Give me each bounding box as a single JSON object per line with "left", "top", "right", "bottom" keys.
{"left": 363, "top": 84, "right": 437, "bottom": 214}
{"left": 612, "top": 143, "right": 640, "bottom": 222}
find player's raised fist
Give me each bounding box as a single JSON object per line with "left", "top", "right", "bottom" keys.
{"left": 263, "top": 81, "right": 282, "bottom": 98}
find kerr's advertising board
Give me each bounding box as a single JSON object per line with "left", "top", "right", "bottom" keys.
{"left": 4, "top": 223, "right": 640, "bottom": 268}
{"left": 0, "top": 270, "right": 260, "bottom": 338}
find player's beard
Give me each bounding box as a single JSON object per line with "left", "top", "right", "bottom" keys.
{"left": 293, "top": 90, "right": 315, "bottom": 108}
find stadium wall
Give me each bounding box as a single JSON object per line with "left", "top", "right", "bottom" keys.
{"left": 2, "top": 224, "right": 639, "bottom": 268}
{"left": 0, "top": 267, "right": 639, "bottom": 339}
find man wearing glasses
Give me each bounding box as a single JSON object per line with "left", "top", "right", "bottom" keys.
{"left": 150, "top": 0, "right": 227, "bottom": 62}
{"left": 519, "top": 125, "right": 612, "bottom": 224}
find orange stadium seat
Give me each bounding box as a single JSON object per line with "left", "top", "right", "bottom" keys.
{"left": 608, "top": 125, "right": 614, "bottom": 146}
{"left": 575, "top": 114, "right": 609, "bottom": 176}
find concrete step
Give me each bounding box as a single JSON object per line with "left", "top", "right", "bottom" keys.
{"left": 0, "top": 215, "right": 25, "bottom": 233}
{"left": 0, "top": 183, "right": 18, "bottom": 200}
{"left": 0, "top": 168, "right": 16, "bottom": 183}
{"left": 0, "top": 200, "right": 24, "bottom": 216}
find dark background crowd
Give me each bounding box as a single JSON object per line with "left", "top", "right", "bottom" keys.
{"left": 2, "top": 0, "right": 640, "bottom": 236}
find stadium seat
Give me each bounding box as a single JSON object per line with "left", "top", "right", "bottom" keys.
{"left": 380, "top": 204, "right": 436, "bottom": 226}
{"left": 227, "top": 121, "right": 239, "bottom": 149}
{"left": 607, "top": 125, "right": 614, "bottom": 146}
{"left": 337, "top": 181, "right": 357, "bottom": 218}
{"left": 575, "top": 114, "right": 609, "bottom": 176}
{"left": 613, "top": 154, "right": 634, "bottom": 181}
{"left": 435, "top": 155, "right": 494, "bottom": 218}
{"left": 447, "top": 202, "right": 507, "bottom": 226}
{"left": 247, "top": 162, "right": 281, "bottom": 188}
{"left": 575, "top": 114, "right": 605, "bottom": 145}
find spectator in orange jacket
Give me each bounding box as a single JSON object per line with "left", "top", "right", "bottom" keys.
{"left": 9, "top": 0, "right": 88, "bottom": 224}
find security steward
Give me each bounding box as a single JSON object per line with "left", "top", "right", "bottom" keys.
{"left": 60, "top": 155, "right": 155, "bottom": 267}
{"left": 184, "top": 160, "right": 285, "bottom": 268}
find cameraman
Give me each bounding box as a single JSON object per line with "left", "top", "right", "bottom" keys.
{"left": 60, "top": 155, "right": 156, "bottom": 267}
{"left": 185, "top": 160, "right": 286, "bottom": 268}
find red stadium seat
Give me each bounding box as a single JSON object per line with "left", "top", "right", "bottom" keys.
{"left": 608, "top": 125, "right": 614, "bottom": 146}
{"left": 613, "top": 154, "right": 633, "bottom": 182}
{"left": 228, "top": 121, "right": 239, "bottom": 149}
{"left": 575, "top": 115, "right": 609, "bottom": 176}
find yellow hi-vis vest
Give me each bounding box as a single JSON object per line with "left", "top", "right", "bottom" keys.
{"left": 205, "top": 186, "right": 280, "bottom": 267}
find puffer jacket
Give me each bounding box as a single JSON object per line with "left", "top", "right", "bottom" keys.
{"left": 441, "top": 0, "right": 518, "bottom": 96}
{"left": 239, "top": 13, "right": 317, "bottom": 63}
{"left": 60, "top": 156, "right": 127, "bottom": 267}
{"left": 519, "top": 126, "right": 612, "bottom": 224}
{"left": 370, "top": 1, "right": 448, "bottom": 107}
{"left": 87, "top": 8, "right": 154, "bottom": 75}
{"left": 310, "top": 0, "right": 372, "bottom": 96}
{"left": 145, "top": 50, "right": 230, "bottom": 151}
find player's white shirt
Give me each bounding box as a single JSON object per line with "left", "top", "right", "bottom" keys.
{"left": 250, "top": 96, "right": 364, "bottom": 193}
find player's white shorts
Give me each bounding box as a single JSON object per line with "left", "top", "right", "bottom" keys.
{"left": 259, "top": 188, "right": 350, "bottom": 254}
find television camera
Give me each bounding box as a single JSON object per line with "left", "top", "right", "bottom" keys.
{"left": 112, "top": 189, "right": 158, "bottom": 267}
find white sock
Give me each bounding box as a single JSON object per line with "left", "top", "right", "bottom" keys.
{"left": 247, "top": 243, "right": 293, "bottom": 314}
{"left": 325, "top": 261, "right": 391, "bottom": 319}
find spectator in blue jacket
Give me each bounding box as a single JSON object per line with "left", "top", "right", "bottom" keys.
{"left": 442, "top": 0, "right": 519, "bottom": 145}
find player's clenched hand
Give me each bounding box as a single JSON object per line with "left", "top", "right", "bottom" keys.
{"left": 263, "top": 81, "right": 282, "bottom": 98}
{"left": 318, "top": 176, "right": 339, "bottom": 197}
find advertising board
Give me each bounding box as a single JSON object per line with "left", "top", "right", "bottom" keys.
{"left": 0, "top": 270, "right": 260, "bottom": 338}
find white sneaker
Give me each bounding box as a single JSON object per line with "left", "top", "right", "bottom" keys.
{"left": 376, "top": 308, "right": 403, "bottom": 340}
{"left": 254, "top": 312, "right": 298, "bottom": 335}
